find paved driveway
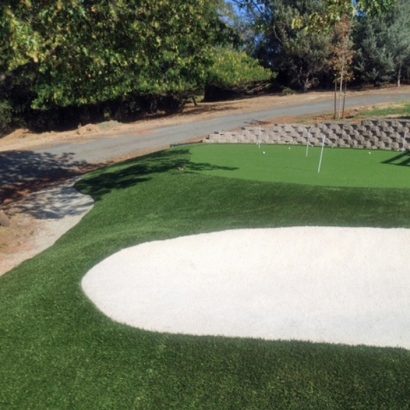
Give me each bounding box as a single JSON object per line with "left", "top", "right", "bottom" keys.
{"left": 33, "top": 92, "right": 410, "bottom": 163}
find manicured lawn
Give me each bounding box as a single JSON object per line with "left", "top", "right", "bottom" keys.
{"left": 361, "top": 102, "right": 410, "bottom": 119}
{"left": 189, "top": 143, "right": 410, "bottom": 188}
{"left": 1, "top": 147, "right": 410, "bottom": 409}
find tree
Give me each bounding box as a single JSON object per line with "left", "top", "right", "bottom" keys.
{"left": 382, "top": 0, "right": 410, "bottom": 87}
{"left": 232, "top": 0, "right": 396, "bottom": 27}
{"left": 2, "top": 0, "right": 228, "bottom": 110}
{"left": 0, "top": 0, "right": 273, "bottom": 131}
{"left": 331, "top": 14, "right": 354, "bottom": 118}
{"left": 251, "top": 0, "right": 332, "bottom": 92}
{"left": 354, "top": 17, "right": 395, "bottom": 85}
{"left": 291, "top": 0, "right": 397, "bottom": 30}
{"left": 354, "top": 0, "right": 410, "bottom": 87}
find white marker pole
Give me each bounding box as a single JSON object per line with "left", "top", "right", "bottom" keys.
{"left": 318, "top": 134, "right": 326, "bottom": 173}
{"left": 306, "top": 131, "right": 311, "bottom": 157}
{"left": 258, "top": 126, "right": 261, "bottom": 149}
{"left": 403, "top": 131, "right": 407, "bottom": 152}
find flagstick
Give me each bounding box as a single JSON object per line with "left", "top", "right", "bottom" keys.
{"left": 258, "top": 126, "right": 261, "bottom": 149}
{"left": 306, "top": 131, "right": 311, "bottom": 157}
{"left": 318, "top": 134, "right": 326, "bottom": 173}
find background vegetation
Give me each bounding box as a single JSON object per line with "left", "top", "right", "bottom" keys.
{"left": 0, "top": 0, "right": 271, "bottom": 133}
{"left": 0, "top": 0, "right": 408, "bottom": 134}
{"left": 235, "top": 0, "right": 409, "bottom": 92}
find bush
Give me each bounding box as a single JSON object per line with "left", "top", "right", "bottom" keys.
{"left": 205, "top": 48, "right": 273, "bottom": 100}
{"left": 281, "top": 87, "right": 296, "bottom": 96}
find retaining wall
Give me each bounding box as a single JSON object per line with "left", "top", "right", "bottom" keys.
{"left": 205, "top": 119, "right": 410, "bottom": 151}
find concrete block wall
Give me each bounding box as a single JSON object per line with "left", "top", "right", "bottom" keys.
{"left": 205, "top": 119, "right": 410, "bottom": 151}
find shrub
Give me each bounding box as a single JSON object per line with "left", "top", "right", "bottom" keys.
{"left": 204, "top": 48, "right": 273, "bottom": 101}
{"left": 281, "top": 87, "right": 296, "bottom": 96}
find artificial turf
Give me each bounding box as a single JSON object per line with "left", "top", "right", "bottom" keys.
{"left": 189, "top": 143, "right": 410, "bottom": 188}
{"left": 1, "top": 146, "right": 410, "bottom": 409}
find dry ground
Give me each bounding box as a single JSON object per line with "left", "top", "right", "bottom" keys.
{"left": 1, "top": 86, "right": 410, "bottom": 276}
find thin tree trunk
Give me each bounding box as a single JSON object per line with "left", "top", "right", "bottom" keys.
{"left": 303, "top": 77, "right": 310, "bottom": 93}
{"left": 397, "top": 65, "right": 402, "bottom": 87}
{"left": 338, "top": 55, "right": 345, "bottom": 119}
{"left": 342, "top": 81, "right": 347, "bottom": 119}
{"left": 334, "top": 80, "right": 337, "bottom": 119}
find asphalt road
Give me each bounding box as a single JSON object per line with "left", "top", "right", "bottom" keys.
{"left": 33, "top": 91, "right": 410, "bottom": 164}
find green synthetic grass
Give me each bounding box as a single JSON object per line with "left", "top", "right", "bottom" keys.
{"left": 189, "top": 143, "right": 410, "bottom": 188}
{"left": 1, "top": 147, "right": 410, "bottom": 409}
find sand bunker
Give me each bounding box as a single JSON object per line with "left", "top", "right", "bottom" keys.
{"left": 82, "top": 227, "right": 410, "bottom": 349}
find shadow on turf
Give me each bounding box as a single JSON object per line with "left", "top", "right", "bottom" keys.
{"left": 75, "top": 148, "right": 238, "bottom": 201}
{"left": 381, "top": 151, "right": 410, "bottom": 167}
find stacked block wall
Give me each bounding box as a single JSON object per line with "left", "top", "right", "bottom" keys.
{"left": 205, "top": 120, "right": 410, "bottom": 151}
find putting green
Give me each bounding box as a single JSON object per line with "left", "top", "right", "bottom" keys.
{"left": 188, "top": 144, "right": 410, "bottom": 189}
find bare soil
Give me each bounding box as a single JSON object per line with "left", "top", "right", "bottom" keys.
{"left": 1, "top": 86, "right": 410, "bottom": 276}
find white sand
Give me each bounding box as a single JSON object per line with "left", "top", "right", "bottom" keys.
{"left": 82, "top": 227, "right": 410, "bottom": 350}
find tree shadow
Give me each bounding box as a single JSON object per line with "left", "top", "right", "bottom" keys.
{"left": 0, "top": 150, "right": 103, "bottom": 214}
{"left": 76, "top": 148, "right": 238, "bottom": 201}
{"left": 381, "top": 152, "right": 410, "bottom": 167}
{"left": 1, "top": 148, "right": 238, "bottom": 217}
{"left": 5, "top": 181, "right": 96, "bottom": 220}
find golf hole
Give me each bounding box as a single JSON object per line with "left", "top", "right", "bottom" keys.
{"left": 82, "top": 227, "right": 410, "bottom": 349}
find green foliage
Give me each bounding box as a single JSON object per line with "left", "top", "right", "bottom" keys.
{"left": 292, "top": 0, "right": 397, "bottom": 31}
{"left": 206, "top": 47, "right": 272, "bottom": 89}
{"left": 354, "top": 19, "right": 395, "bottom": 85}
{"left": 354, "top": 0, "right": 410, "bottom": 87}
{"left": 368, "top": 0, "right": 410, "bottom": 86}
{"left": 253, "top": 0, "right": 333, "bottom": 91}
{"left": 232, "top": 0, "right": 404, "bottom": 90}
{"left": 357, "top": 0, "right": 397, "bottom": 14}
{"left": 0, "top": 0, "right": 406, "bottom": 130}
{"left": 234, "top": 0, "right": 396, "bottom": 32}
{"left": 281, "top": 87, "right": 296, "bottom": 95}
{"left": 2, "top": 0, "right": 228, "bottom": 109}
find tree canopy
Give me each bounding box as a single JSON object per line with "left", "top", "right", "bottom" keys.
{"left": 355, "top": 0, "right": 410, "bottom": 86}
{"left": 3, "top": 0, "right": 227, "bottom": 108}
{"left": 252, "top": 0, "right": 333, "bottom": 92}
{"left": 0, "top": 0, "right": 274, "bottom": 131}
{"left": 293, "top": 0, "right": 397, "bottom": 32}
{"left": 0, "top": 0, "right": 408, "bottom": 134}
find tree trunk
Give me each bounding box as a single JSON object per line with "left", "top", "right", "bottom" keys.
{"left": 397, "top": 65, "right": 402, "bottom": 87}
{"left": 337, "top": 55, "right": 345, "bottom": 120}
{"left": 342, "top": 82, "right": 347, "bottom": 119}
{"left": 303, "top": 77, "right": 310, "bottom": 93}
